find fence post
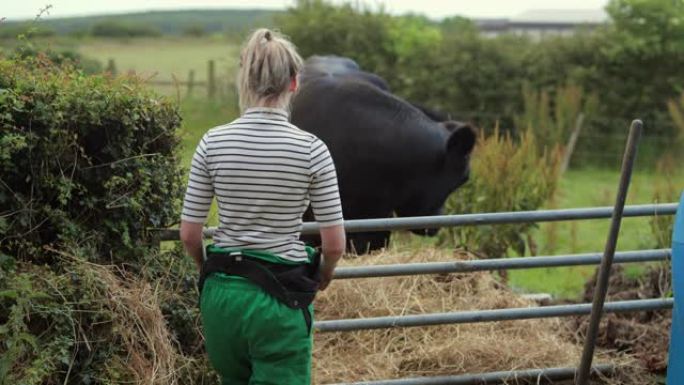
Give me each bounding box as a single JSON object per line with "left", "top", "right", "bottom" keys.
{"left": 667, "top": 191, "right": 684, "bottom": 384}
{"left": 207, "top": 60, "right": 216, "bottom": 99}
{"left": 576, "top": 120, "right": 642, "bottom": 385}
{"left": 106, "top": 58, "right": 117, "bottom": 76}
{"left": 561, "top": 113, "right": 585, "bottom": 174}
{"left": 187, "top": 69, "right": 195, "bottom": 98}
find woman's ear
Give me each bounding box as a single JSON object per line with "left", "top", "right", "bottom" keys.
{"left": 289, "top": 76, "right": 298, "bottom": 92}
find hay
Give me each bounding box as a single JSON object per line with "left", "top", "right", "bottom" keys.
{"left": 58, "top": 252, "right": 188, "bottom": 385}
{"left": 28, "top": 247, "right": 654, "bottom": 384}
{"left": 312, "top": 248, "right": 650, "bottom": 384}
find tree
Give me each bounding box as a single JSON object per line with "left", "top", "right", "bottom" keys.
{"left": 598, "top": 0, "right": 684, "bottom": 132}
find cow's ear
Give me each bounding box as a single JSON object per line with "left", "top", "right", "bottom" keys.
{"left": 446, "top": 124, "right": 476, "bottom": 155}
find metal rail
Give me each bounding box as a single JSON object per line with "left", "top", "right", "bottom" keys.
{"left": 334, "top": 249, "right": 671, "bottom": 279}
{"left": 155, "top": 203, "right": 678, "bottom": 240}
{"left": 314, "top": 298, "right": 673, "bottom": 332}
{"left": 329, "top": 364, "right": 615, "bottom": 385}
{"left": 159, "top": 120, "right": 676, "bottom": 383}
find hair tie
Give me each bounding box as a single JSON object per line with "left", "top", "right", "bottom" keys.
{"left": 264, "top": 31, "right": 272, "bottom": 41}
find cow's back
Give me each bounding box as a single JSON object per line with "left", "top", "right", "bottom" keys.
{"left": 292, "top": 76, "right": 446, "bottom": 175}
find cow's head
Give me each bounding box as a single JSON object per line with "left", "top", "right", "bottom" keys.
{"left": 395, "top": 121, "right": 476, "bottom": 235}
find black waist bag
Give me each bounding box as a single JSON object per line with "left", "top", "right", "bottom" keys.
{"left": 198, "top": 249, "right": 322, "bottom": 333}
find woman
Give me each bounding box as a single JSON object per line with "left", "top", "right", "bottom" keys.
{"left": 179, "top": 28, "right": 346, "bottom": 385}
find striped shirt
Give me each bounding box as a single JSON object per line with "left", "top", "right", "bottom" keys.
{"left": 181, "top": 107, "right": 344, "bottom": 262}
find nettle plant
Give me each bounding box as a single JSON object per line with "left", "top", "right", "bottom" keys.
{"left": 0, "top": 56, "right": 185, "bottom": 263}
{"left": 441, "top": 127, "right": 562, "bottom": 258}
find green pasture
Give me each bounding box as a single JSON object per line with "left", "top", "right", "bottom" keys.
{"left": 509, "top": 168, "right": 683, "bottom": 298}
{"left": 76, "top": 37, "right": 239, "bottom": 80}
{"left": 391, "top": 167, "right": 683, "bottom": 299}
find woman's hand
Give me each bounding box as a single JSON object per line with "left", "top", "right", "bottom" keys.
{"left": 319, "top": 262, "right": 336, "bottom": 291}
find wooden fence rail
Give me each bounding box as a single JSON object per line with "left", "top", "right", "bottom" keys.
{"left": 105, "top": 58, "right": 220, "bottom": 99}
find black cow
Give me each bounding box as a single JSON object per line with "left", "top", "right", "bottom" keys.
{"left": 301, "top": 55, "right": 391, "bottom": 91}
{"left": 292, "top": 56, "right": 475, "bottom": 253}
{"left": 303, "top": 56, "right": 451, "bottom": 124}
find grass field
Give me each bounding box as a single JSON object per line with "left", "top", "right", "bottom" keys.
{"left": 54, "top": 36, "right": 683, "bottom": 300}
{"left": 76, "top": 37, "right": 240, "bottom": 82}
{"left": 509, "top": 168, "right": 682, "bottom": 298}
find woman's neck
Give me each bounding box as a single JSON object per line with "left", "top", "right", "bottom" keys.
{"left": 249, "top": 95, "right": 292, "bottom": 110}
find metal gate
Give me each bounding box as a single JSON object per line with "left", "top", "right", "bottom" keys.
{"left": 160, "top": 121, "right": 681, "bottom": 384}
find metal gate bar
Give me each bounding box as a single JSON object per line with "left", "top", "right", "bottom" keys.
{"left": 577, "top": 120, "right": 642, "bottom": 384}
{"left": 314, "top": 298, "right": 672, "bottom": 332}
{"left": 329, "top": 364, "right": 615, "bottom": 385}
{"left": 334, "top": 249, "right": 671, "bottom": 279}
{"left": 155, "top": 203, "right": 678, "bottom": 240}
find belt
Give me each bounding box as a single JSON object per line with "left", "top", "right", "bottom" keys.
{"left": 198, "top": 247, "right": 321, "bottom": 333}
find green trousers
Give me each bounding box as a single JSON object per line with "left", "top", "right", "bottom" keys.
{"left": 200, "top": 272, "right": 313, "bottom": 385}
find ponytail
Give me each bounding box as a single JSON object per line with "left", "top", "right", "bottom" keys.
{"left": 237, "top": 28, "right": 303, "bottom": 112}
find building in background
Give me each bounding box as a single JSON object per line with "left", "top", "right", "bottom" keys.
{"left": 475, "top": 9, "right": 608, "bottom": 38}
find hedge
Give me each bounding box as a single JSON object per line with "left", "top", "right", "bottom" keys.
{"left": 0, "top": 56, "right": 184, "bottom": 263}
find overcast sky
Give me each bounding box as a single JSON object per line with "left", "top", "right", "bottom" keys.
{"left": 3, "top": 0, "right": 610, "bottom": 21}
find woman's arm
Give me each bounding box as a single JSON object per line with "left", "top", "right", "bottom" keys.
{"left": 319, "top": 224, "right": 346, "bottom": 290}
{"left": 180, "top": 220, "right": 205, "bottom": 271}
{"left": 309, "top": 138, "right": 346, "bottom": 290}
{"left": 180, "top": 134, "right": 213, "bottom": 271}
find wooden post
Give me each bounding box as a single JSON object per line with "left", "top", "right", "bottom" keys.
{"left": 207, "top": 60, "right": 216, "bottom": 99}
{"left": 560, "top": 113, "right": 585, "bottom": 174}
{"left": 106, "top": 58, "right": 117, "bottom": 76}
{"left": 187, "top": 69, "right": 195, "bottom": 98}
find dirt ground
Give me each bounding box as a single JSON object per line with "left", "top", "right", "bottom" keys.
{"left": 567, "top": 263, "right": 672, "bottom": 377}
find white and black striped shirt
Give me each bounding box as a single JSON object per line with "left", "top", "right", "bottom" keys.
{"left": 181, "top": 107, "right": 344, "bottom": 262}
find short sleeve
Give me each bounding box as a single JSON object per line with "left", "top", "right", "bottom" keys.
{"left": 181, "top": 135, "right": 214, "bottom": 223}
{"left": 309, "top": 138, "right": 344, "bottom": 227}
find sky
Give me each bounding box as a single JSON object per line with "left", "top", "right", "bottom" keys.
{"left": 3, "top": 0, "right": 610, "bottom": 21}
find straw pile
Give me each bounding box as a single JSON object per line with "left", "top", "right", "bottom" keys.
{"left": 59, "top": 253, "right": 187, "bottom": 385}
{"left": 312, "top": 247, "right": 651, "bottom": 384}
{"left": 7, "top": 247, "right": 654, "bottom": 384}
{"left": 10, "top": 249, "right": 213, "bottom": 385}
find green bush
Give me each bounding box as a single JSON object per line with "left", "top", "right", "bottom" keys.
{"left": 183, "top": 24, "right": 207, "bottom": 37}
{"left": 650, "top": 156, "right": 680, "bottom": 249}
{"left": 11, "top": 45, "right": 103, "bottom": 74}
{"left": 277, "top": 0, "right": 399, "bottom": 77}
{"left": 0, "top": 246, "right": 215, "bottom": 385}
{"left": 516, "top": 83, "right": 598, "bottom": 157}
{"left": 0, "top": 57, "right": 184, "bottom": 263}
{"left": 90, "top": 20, "right": 161, "bottom": 38}
{"left": 667, "top": 92, "right": 684, "bottom": 146}
{"left": 400, "top": 31, "right": 530, "bottom": 128}
{"left": 440, "top": 128, "right": 562, "bottom": 258}
{"left": 0, "top": 23, "right": 55, "bottom": 39}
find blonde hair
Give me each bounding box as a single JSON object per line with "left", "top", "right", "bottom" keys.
{"left": 237, "top": 28, "right": 304, "bottom": 112}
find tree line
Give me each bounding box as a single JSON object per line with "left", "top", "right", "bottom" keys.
{"left": 277, "top": 0, "right": 684, "bottom": 161}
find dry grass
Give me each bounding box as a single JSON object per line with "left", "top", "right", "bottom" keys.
{"left": 312, "top": 248, "right": 651, "bottom": 384}
{"left": 46, "top": 247, "right": 655, "bottom": 384}
{"left": 60, "top": 253, "right": 189, "bottom": 385}
{"left": 95, "top": 265, "right": 179, "bottom": 383}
